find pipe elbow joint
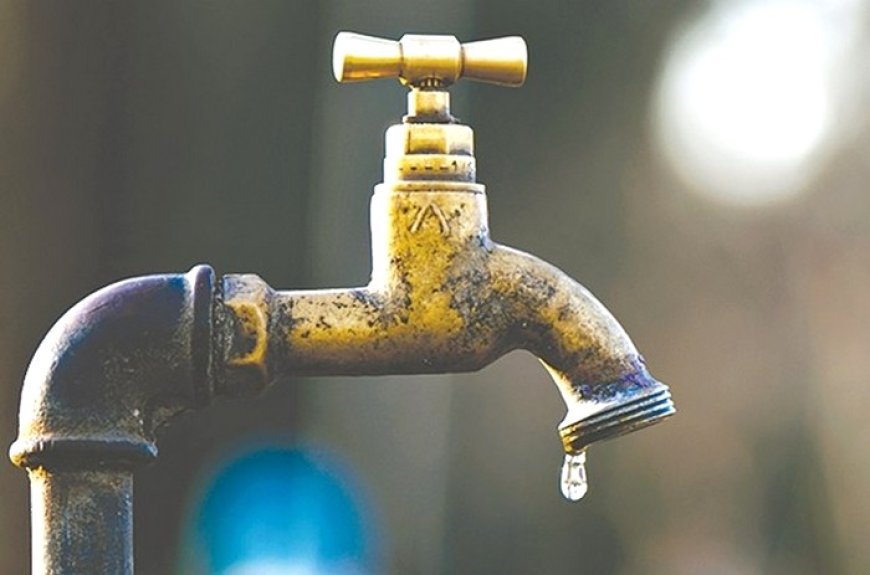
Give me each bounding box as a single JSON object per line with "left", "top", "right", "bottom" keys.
{"left": 9, "top": 265, "right": 215, "bottom": 470}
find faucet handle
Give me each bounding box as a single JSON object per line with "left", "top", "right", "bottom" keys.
{"left": 333, "top": 32, "right": 527, "bottom": 89}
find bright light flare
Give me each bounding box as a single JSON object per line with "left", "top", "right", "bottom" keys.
{"left": 654, "top": 0, "right": 860, "bottom": 206}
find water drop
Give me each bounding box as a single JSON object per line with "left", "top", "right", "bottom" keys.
{"left": 560, "top": 450, "right": 588, "bottom": 501}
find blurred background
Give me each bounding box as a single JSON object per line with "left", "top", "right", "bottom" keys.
{"left": 1, "top": 0, "right": 869, "bottom": 573}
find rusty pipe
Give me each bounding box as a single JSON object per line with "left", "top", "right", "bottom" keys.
{"left": 10, "top": 266, "right": 215, "bottom": 471}
{"left": 9, "top": 266, "right": 214, "bottom": 575}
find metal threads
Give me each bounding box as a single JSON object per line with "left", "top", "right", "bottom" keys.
{"left": 559, "top": 387, "right": 676, "bottom": 453}
{"left": 417, "top": 78, "right": 444, "bottom": 90}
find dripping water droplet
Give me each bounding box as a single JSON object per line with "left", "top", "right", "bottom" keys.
{"left": 560, "top": 450, "right": 588, "bottom": 501}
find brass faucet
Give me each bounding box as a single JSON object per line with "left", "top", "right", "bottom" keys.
{"left": 10, "top": 32, "right": 674, "bottom": 574}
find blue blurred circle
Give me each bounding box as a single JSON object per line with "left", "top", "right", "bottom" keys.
{"left": 191, "top": 447, "right": 374, "bottom": 575}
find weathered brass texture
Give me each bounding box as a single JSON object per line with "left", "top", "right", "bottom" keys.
{"left": 9, "top": 32, "right": 674, "bottom": 574}
{"left": 217, "top": 32, "right": 675, "bottom": 454}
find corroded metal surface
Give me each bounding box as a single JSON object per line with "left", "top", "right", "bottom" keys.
{"left": 9, "top": 32, "right": 673, "bottom": 574}
{"left": 29, "top": 469, "right": 133, "bottom": 575}
{"left": 9, "top": 266, "right": 214, "bottom": 575}
{"left": 217, "top": 161, "right": 673, "bottom": 452}
{"left": 9, "top": 265, "right": 215, "bottom": 471}
{"left": 216, "top": 32, "right": 675, "bottom": 451}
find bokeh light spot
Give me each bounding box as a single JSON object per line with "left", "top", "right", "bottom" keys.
{"left": 654, "top": 0, "right": 860, "bottom": 206}
{"left": 183, "top": 447, "right": 376, "bottom": 575}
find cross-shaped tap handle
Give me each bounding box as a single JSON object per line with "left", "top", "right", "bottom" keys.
{"left": 333, "top": 32, "right": 527, "bottom": 89}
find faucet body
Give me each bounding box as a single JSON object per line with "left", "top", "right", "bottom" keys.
{"left": 219, "top": 180, "right": 667, "bottom": 445}
{"left": 9, "top": 32, "right": 674, "bottom": 574}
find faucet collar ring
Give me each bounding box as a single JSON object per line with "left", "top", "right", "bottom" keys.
{"left": 10, "top": 438, "right": 157, "bottom": 471}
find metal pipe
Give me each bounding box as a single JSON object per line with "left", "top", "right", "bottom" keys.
{"left": 9, "top": 32, "right": 675, "bottom": 573}
{"left": 9, "top": 266, "right": 214, "bottom": 573}
{"left": 29, "top": 468, "right": 134, "bottom": 575}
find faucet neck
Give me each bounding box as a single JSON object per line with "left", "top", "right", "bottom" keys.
{"left": 383, "top": 89, "right": 484, "bottom": 187}
{"left": 404, "top": 89, "right": 454, "bottom": 123}
{"left": 376, "top": 89, "right": 487, "bottom": 281}
{"left": 369, "top": 186, "right": 490, "bottom": 289}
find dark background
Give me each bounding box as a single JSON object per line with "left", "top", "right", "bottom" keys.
{"left": 1, "top": 1, "right": 869, "bottom": 574}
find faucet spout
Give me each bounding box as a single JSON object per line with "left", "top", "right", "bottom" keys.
{"left": 217, "top": 186, "right": 673, "bottom": 455}
{"left": 487, "top": 246, "right": 674, "bottom": 452}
